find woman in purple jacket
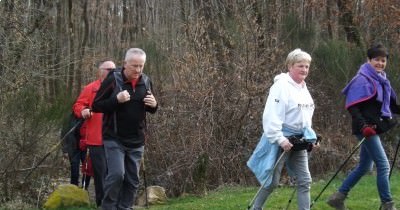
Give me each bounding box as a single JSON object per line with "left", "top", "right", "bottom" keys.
{"left": 327, "top": 43, "right": 399, "bottom": 210}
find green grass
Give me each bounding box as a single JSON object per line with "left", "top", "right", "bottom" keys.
{"left": 19, "top": 172, "right": 400, "bottom": 210}
{"left": 148, "top": 172, "right": 400, "bottom": 210}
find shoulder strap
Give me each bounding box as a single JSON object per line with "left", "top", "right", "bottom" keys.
{"left": 141, "top": 74, "right": 152, "bottom": 144}
{"left": 113, "top": 71, "right": 124, "bottom": 92}
{"left": 112, "top": 70, "right": 124, "bottom": 134}
{"left": 141, "top": 73, "right": 151, "bottom": 92}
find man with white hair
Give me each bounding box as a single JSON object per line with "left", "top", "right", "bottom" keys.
{"left": 93, "top": 48, "right": 158, "bottom": 210}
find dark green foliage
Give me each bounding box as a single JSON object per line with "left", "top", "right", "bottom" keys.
{"left": 0, "top": 84, "right": 72, "bottom": 204}
{"left": 281, "top": 13, "right": 316, "bottom": 51}
{"left": 313, "top": 40, "right": 364, "bottom": 89}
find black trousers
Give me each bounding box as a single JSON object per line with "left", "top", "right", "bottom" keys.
{"left": 69, "top": 149, "right": 86, "bottom": 186}
{"left": 88, "top": 145, "right": 107, "bottom": 207}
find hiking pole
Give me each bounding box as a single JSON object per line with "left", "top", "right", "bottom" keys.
{"left": 310, "top": 137, "right": 366, "bottom": 208}
{"left": 285, "top": 136, "right": 322, "bottom": 210}
{"left": 82, "top": 149, "right": 90, "bottom": 189}
{"left": 378, "top": 136, "right": 400, "bottom": 210}
{"left": 247, "top": 151, "right": 287, "bottom": 210}
{"left": 389, "top": 136, "right": 400, "bottom": 179}
{"left": 141, "top": 156, "right": 149, "bottom": 208}
{"left": 285, "top": 186, "right": 297, "bottom": 210}
{"left": 23, "top": 119, "right": 84, "bottom": 181}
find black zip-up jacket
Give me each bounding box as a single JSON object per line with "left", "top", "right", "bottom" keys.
{"left": 92, "top": 68, "right": 157, "bottom": 148}
{"left": 348, "top": 95, "right": 399, "bottom": 135}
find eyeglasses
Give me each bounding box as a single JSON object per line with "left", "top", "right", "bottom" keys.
{"left": 101, "top": 68, "right": 115, "bottom": 71}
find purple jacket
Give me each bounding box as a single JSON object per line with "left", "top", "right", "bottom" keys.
{"left": 342, "top": 63, "right": 396, "bottom": 118}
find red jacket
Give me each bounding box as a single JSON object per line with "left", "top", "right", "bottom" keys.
{"left": 73, "top": 80, "right": 103, "bottom": 146}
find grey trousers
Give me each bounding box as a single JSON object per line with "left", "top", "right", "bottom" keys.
{"left": 101, "top": 140, "right": 144, "bottom": 210}
{"left": 253, "top": 150, "right": 312, "bottom": 210}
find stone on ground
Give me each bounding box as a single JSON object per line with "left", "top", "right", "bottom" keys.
{"left": 43, "top": 184, "right": 90, "bottom": 209}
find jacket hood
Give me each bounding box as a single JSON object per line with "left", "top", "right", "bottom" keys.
{"left": 273, "top": 72, "right": 289, "bottom": 83}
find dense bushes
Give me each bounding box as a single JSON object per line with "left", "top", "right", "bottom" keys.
{"left": 2, "top": 1, "right": 400, "bottom": 208}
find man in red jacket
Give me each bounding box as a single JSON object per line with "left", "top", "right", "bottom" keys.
{"left": 73, "top": 59, "right": 116, "bottom": 207}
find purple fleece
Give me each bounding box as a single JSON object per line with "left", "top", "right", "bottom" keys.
{"left": 342, "top": 63, "right": 396, "bottom": 117}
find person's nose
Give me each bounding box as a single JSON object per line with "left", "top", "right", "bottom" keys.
{"left": 135, "top": 67, "right": 143, "bottom": 73}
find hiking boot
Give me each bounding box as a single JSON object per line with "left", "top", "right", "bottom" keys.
{"left": 327, "top": 191, "right": 347, "bottom": 210}
{"left": 382, "top": 201, "right": 397, "bottom": 210}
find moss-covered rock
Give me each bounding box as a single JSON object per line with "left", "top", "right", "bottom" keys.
{"left": 43, "top": 184, "right": 90, "bottom": 209}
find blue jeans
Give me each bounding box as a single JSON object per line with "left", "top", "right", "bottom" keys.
{"left": 339, "top": 134, "right": 392, "bottom": 203}
{"left": 102, "top": 140, "right": 144, "bottom": 210}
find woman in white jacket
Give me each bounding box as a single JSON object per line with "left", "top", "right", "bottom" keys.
{"left": 247, "top": 48, "right": 318, "bottom": 210}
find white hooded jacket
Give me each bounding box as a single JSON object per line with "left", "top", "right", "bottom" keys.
{"left": 262, "top": 72, "right": 315, "bottom": 145}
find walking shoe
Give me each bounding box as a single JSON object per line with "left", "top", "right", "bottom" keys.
{"left": 382, "top": 201, "right": 397, "bottom": 210}
{"left": 326, "top": 191, "right": 347, "bottom": 210}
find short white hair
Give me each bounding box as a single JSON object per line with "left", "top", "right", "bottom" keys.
{"left": 125, "top": 48, "right": 146, "bottom": 62}
{"left": 285, "top": 48, "right": 311, "bottom": 66}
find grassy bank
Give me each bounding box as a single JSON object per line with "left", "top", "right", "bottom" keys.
{"left": 149, "top": 172, "right": 400, "bottom": 210}
{"left": 15, "top": 171, "right": 400, "bottom": 210}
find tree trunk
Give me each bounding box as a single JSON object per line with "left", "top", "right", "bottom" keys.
{"left": 326, "top": 0, "right": 334, "bottom": 39}
{"left": 51, "top": 0, "right": 63, "bottom": 98}
{"left": 67, "top": 0, "right": 75, "bottom": 96}
{"left": 77, "top": 0, "right": 89, "bottom": 92}
{"left": 336, "top": 0, "right": 362, "bottom": 46}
